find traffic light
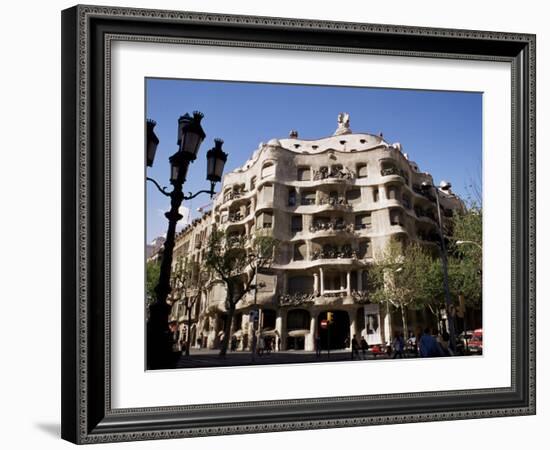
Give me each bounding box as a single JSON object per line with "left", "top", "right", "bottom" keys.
{"left": 327, "top": 312, "right": 333, "bottom": 323}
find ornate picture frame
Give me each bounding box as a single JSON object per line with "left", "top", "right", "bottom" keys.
{"left": 61, "top": 4, "right": 535, "bottom": 444}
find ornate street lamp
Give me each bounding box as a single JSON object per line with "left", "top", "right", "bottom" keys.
{"left": 177, "top": 111, "right": 206, "bottom": 160}
{"left": 206, "top": 138, "right": 228, "bottom": 193}
{"left": 421, "top": 180, "right": 457, "bottom": 352}
{"left": 146, "top": 112, "right": 227, "bottom": 369}
{"left": 146, "top": 119, "right": 159, "bottom": 167}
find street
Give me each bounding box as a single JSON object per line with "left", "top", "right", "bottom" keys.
{"left": 174, "top": 348, "right": 391, "bottom": 369}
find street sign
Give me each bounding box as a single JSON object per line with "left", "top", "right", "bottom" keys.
{"left": 320, "top": 319, "right": 328, "bottom": 329}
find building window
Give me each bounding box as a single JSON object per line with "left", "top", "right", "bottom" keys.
{"left": 250, "top": 176, "right": 257, "bottom": 190}
{"left": 256, "top": 211, "right": 273, "bottom": 229}
{"left": 390, "top": 209, "right": 403, "bottom": 226}
{"left": 380, "top": 161, "right": 400, "bottom": 177}
{"left": 345, "top": 189, "right": 361, "bottom": 204}
{"left": 261, "top": 162, "right": 275, "bottom": 179}
{"left": 355, "top": 213, "right": 372, "bottom": 229}
{"left": 261, "top": 183, "right": 274, "bottom": 203}
{"left": 372, "top": 188, "right": 379, "bottom": 202}
{"left": 288, "top": 278, "right": 314, "bottom": 295}
{"left": 293, "top": 242, "right": 307, "bottom": 261}
{"left": 356, "top": 163, "right": 368, "bottom": 178}
{"left": 402, "top": 194, "right": 411, "bottom": 209}
{"left": 288, "top": 187, "right": 296, "bottom": 206}
{"left": 358, "top": 240, "right": 372, "bottom": 258}
{"left": 223, "top": 188, "right": 232, "bottom": 203}
{"left": 301, "top": 190, "right": 316, "bottom": 205}
{"left": 291, "top": 215, "right": 303, "bottom": 232}
{"left": 286, "top": 308, "right": 310, "bottom": 329}
{"left": 387, "top": 186, "right": 401, "bottom": 201}
{"left": 297, "top": 167, "right": 311, "bottom": 181}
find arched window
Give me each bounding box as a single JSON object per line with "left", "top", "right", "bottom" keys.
{"left": 345, "top": 189, "right": 362, "bottom": 204}
{"left": 356, "top": 163, "right": 368, "bottom": 178}
{"left": 261, "top": 161, "right": 275, "bottom": 179}
{"left": 297, "top": 166, "right": 311, "bottom": 181}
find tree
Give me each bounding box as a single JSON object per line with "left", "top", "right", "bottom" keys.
{"left": 368, "top": 238, "right": 434, "bottom": 339}
{"left": 146, "top": 260, "right": 161, "bottom": 312}
{"left": 448, "top": 206, "right": 483, "bottom": 307}
{"left": 204, "top": 229, "right": 278, "bottom": 357}
{"left": 171, "top": 256, "right": 200, "bottom": 356}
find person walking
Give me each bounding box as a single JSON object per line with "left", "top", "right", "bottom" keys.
{"left": 360, "top": 336, "right": 369, "bottom": 360}
{"left": 392, "top": 331, "right": 405, "bottom": 358}
{"left": 257, "top": 334, "right": 265, "bottom": 357}
{"left": 419, "top": 327, "right": 444, "bottom": 357}
{"left": 351, "top": 334, "right": 361, "bottom": 360}
{"left": 315, "top": 333, "right": 321, "bottom": 358}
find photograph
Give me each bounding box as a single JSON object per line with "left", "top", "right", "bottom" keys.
{"left": 145, "top": 79, "right": 483, "bottom": 370}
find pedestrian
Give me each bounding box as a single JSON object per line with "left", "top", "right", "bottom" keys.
{"left": 392, "top": 331, "right": 405, "bottom": 358}
{"left": 197, "top": 333, "right": 203, "bottom": 349}
{"left": 438, "top": 330, "right": 453, "bottom": 356}
{"left": 360, "top": 336, "right": 369, "bottom": 359}
{"left": 230, "top": 335, "right": 237, "bottom": 352}
{"left": 265, "top": 336, "right": 272, "bottom": 355}
{"left": 419, "top": 327, "right": 444, "bottom": 357}
{"left": 351, "top": 334, "right": 361, "bottom": 360}
{"left": 275, "top": 330, "right": 280, "bottom": 352}
{"left": 315, "top": 333, "right": 321, "bottom": 358}
{"left": 257, "top": 334, "right": 265, "bottom": 356}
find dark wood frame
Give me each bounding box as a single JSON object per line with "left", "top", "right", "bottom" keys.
{"left": 61, "top": 4, "right": 536, "bottom": 444}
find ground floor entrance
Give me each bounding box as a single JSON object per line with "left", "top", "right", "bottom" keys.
{"left": 318, "top": 310, "right": 350, "bottom": 350}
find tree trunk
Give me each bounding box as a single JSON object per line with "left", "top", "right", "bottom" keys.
{"left": 400, "top": 305, "right": 409, "bottom": 340}
{"left": 219, "top": 296, "right": 234, "bottom": 357}
{"left": 185, "top": 304, "right": 192, "bottom": 356}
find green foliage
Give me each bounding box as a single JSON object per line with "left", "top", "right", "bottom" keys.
{"left": 146, "top": 260, "right": 160, "bottom": 306}
{"left": 171, "top": 256, "right": 193, "bottom": 299}
{"left": 448, "top": 206, "right": 482, "bottom": 306}
{"left": 368, "top": 238, "right": 434, "bottom": 310}
{"left": 204, "top": 228, "right": 278, "bottom": 356}
{"left": 368, "top": 204, "right": 483, "bottom": 317}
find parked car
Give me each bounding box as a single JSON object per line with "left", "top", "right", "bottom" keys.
{"left": 458, "top": 329, "right": 483, "bottom": 355}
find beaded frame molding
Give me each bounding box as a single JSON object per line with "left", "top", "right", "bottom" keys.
{"left": 61, "top": 4, "right": 536, "bottom": 444}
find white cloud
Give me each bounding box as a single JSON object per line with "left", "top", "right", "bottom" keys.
{"left": 176, "top": 206, "right": 190, "bottom": 231}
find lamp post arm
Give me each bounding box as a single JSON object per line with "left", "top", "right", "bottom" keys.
{"left": 183, "top": 189, "right": 214, "bottom": 201}
{"left": 183, "top": 183, "right": 217, "bottom": 200}
{"left": 146, "top": 177, "right": 171, "bottom": 197}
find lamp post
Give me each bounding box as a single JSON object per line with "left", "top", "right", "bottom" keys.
{"left": 146, "top": 112, "right": 228, "bottom": 369}
{"left": 421, "top": 180, "right": 457, "bottom": 352}
{"left": 248, "top": 254, "right": 266, "bottom": 363}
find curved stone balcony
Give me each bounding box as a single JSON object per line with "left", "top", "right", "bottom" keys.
{"left": 278, "top": 291, "right": 360, "bottom": 308}
{"left": 308, "top": 221, "right": 355, "bottom": 234}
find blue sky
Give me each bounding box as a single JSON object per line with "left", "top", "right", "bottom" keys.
{"left": 146, "top": 78, "right": 482, "bottom": 243}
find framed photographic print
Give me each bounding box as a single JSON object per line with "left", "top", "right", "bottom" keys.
{"left": 61, "top": 4, "right": 536, "bottom": 444}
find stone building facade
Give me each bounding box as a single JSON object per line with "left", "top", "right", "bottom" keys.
{"left": 164, "top": 115, "right": 464, "bottom": 352}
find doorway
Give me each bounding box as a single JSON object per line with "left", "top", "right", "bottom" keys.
{"left": 318, "top": 310, "right": 350, "bottom": 350}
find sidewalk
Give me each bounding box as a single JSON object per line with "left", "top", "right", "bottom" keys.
{"left": 175, "top": 348, "right": 391, "bottom": 369}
